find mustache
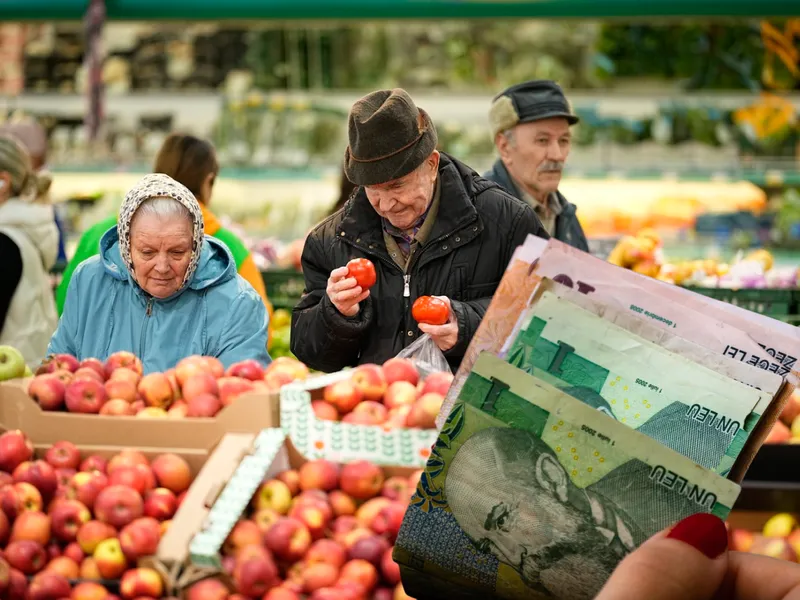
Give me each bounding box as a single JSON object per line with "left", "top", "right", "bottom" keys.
{"left": 538, "top": 161, "right": 564, "bottom": 173}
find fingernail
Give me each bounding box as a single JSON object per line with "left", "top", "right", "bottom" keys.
{"left": 666, "top": 513, "right": 728, "bottom": 559}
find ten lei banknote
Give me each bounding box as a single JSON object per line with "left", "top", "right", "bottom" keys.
{"left": 394, "top": 353, "right": 740, "bottom": 600}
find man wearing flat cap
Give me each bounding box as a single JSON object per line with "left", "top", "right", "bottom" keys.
{"left": 291, "top": 88, "right": 547, "bottom": 373}
{"left": 484, "top": 80, "right": 589, "bottom": 252}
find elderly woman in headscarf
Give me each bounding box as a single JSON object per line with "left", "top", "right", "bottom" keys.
{"left": 48, "top": 173, "right": 270, "bottom": 374}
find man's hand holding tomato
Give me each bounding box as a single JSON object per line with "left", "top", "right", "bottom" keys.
{"left": 415, "top": 296, "right": 458, "bottom": 352}
{"left": 327, "top": 259, "right": 376, "bottom": 317}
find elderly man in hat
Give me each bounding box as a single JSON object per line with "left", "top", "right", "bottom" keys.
{"left": 484, "top": 80, "right": 589, "bottom": 252}
{"left": 291, "top": 89, "right": 547, "bottom": 373}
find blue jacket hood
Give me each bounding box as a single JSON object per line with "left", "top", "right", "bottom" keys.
{"left": 99, "top": 226, "right": 237, "bottom": 294}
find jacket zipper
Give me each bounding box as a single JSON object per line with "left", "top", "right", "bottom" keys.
{"left": 139, "top": 298, "right": 152, "bottom": 358}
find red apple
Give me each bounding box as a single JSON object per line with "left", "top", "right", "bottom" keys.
{"left": 44, "top": 442, "right": 81, "bottom": 471}
{"left": 79, "top": 358, "right": 106, "bottom": 379}
{"left": 381, "top": 477, "right": 410, "bottom": 502}
{"left": 14, "top": 481, "right": 44, "bottom": 513}
{"left": 76, "top": 520, "right": 117, "bottom": 555}
{"left": 348, "top": 535, "right": 390, "bottom": 568}
{"left": 306, "top": 538, "right": 348, "bottom": 569}
{"left": 28, "top": 570, "right": 71, "bottom": 600}
{"left": 108, "top": 367, "right": 141, "bottom": 387}
{"left": 406, "top": 393, "right": 443, "bottom": 429}
{"left": 226, "top": 359, "right": 266, "bottom": 381}
{"left": 108, "top": 450, "right": 149, "bottom": 474}
{"left": 289, "top": 503, "right": 330, "bottom": 540}
{"left": 0, "top": 430, "right": 34, "bottom": 473}
{"left": 109, "top": 465, "right": 155, "bottom": 496}
{"left": 302, "top": 562, "right": 339, "bottom": 594}
{"left": 233, "top": 545, "right": 279, "bottom": 597}
{"left": 263, "top": 517, "right": 312, "bottom": 562}
{"left": 254, "top": 479, "right": 293, "bottom": 515}
{"left": 143, "top": 488, "right": 177, "bottom": 521}
{"left": 217, "top": 377, "right": 255, "bottom": 407}
{"left": 49, "top": 499, "right": 91, "bottom": 542}
{"left": 312, "top": 400, "right": 340, "bottom": 422}
{"left": 62, "top": 543, "right": 84, "bottom": 564}
{"left": 5, "top": 567, "right": 27, "bottom": 599}
{"left": 222, "top": 520, "right": 263, "bottom": 557}
{"left": 64, "top": 380, "right": 107, "bottom": 414}
{"left": 40, "top": 354, "right": 80, "bottom": 374}
{"left": 174, "top": 356, "right": 207, "bottom": 387}
{"left": 338, "top": 559, "right": 379, "bottom": 594}
{"left": 186, "top": 393, "right": 222, "bottom": 418}
{"left": 150, "top": 453, "right": 192, "bottom": 494}
{"left": 351, "top": 365, "right": 387, "bottom": 403}
{"left": 329, "top": 490, "right": 357, "bottom": 517}
{"left": 371, "top": 502, "right": 406, "bottom": 542}
{"left": 10, "top": 511, "right": 51, "bottom": 545}
{"left": 28, "top": 376, "right": 66, "bottom": 411}
{"left": 323, "top": 380, "right": 363, "bottom": 414}
{"left": 264, "top": 588, "right": 302, "bottom": 600}
{"left": 70, "top": 581, "right": 110, "bottom": 600}
{"left": 0, "top": 509, "right": 8, "bottom": 546}
{"left": 356, "top": 498, "right": 391, "bottom": 529}
{"left": 418, "top": 371, "right": 453, "bottom": 397}
{"left": 94, "top": 485, "right": 144, "bottom": 529}
{"left": 79, "top": 556, "right": 101, "bottom": 580}
{"left": 184, "top": 578, "right": 230, "bottom": 600}
{"left": 119, "top": 567, "right": 164, "bottom": 599}
{"left": 103, "top": 352, "right": 143, "bottom": 379}
{"left": 78, "top": 455, "right": 108, "bottom": 475}
{"left": 93, "top": 537, "right": 127, "bottom": 579}
{"left": 382, "top": 381, "right": 417, "bottom": 411}
{"left": 167, "top": 400, "right": 189, "bottom": 418}
{"left": 182, "top": 373, "right": 219, "bottom": 402}
{"left": 99, "top": 399, "right": 135, "bottom": 416}
{"left": 381, "top": 548, "right": 401, "bottom": 586}
{"left": 5, "top": 540, "right": 47, "bottom": 574}
{"left": 299, "top": 460, "right": 339, "bottom": 492}
{"left": 252, "top": 508, "right": 281, "bottom": 536}
{"left": 340, "top": 461, "right": 384, "bottom": 501}
{"left": 276, "top": 470, "right": 301, "bottom": 497}
{"left": 119, "top": 517, "right": 161, "bottom": 561}
{"left": 45, "top": 555, "right": 80, "bottom": 579}
{"left": 138, "top": 373, "right": 175, "bottom": 409}
{"left": 13, "top": 460, "right": 59, "bottom": 501}
{"left": 385, "top": 406, "right": 411, "bottom": 428}
{"left": 70, "top": 471, "right": 109, "bottom": 510}
{"left": 104, "top": 379, "right": 138, "bottom": 404}
{"left": 73, "top": 367, "right": 105, "bottom": 384}
{"left": 201, "top": 356, "right": 225, "bottom": 378}
{"left": 331, "top": 516, "right": 359, "bottom": 543}
{"left": 381, "top": 358, "right": 419, "bottom": 386}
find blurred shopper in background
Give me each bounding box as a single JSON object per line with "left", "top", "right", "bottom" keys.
{"left": 484, "top": 80, "right": 589, "bottom": 252}
{"left": 0, "top": 134, "right": 59, "bottom": 369}
{"left": 55, "top": 133, "right": 274, "bottom": 345}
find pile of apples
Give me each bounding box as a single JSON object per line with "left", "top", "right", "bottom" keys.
{"left": 314, "top": 358, "right": 453, "bottom": 431}
{"left": 28, "top": 352, "right": 309, "bottom": 418}
{"left": 0, "top": 429, "right": 194, "bottom": 599}
{"left": 764, "top": 388, "right": 800, "bottom": 444}
{"left": 182, "top": 458, "right": 417, "bottom": 600}
{"left": 729, "top": 512, "right": 800, "bottom": 562}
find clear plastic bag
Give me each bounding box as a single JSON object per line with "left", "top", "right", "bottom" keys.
{"left": 395, "top": 333, "right": 451, "bottom": 379}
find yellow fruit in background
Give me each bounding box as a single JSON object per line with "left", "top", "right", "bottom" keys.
{"left": 747, "top": 249, "right": 774, "bottom": 272}
{"left": 638, "top": 228, "right": 662, "bottom": 246}
{"left": 716, "top": 263, "right": 730, "bottom": 277}
{"left": 632, "top": 261, "right": 661, "bottom": 278}
{"left": 762, "top": 513, "right": 798, "bottom": 538}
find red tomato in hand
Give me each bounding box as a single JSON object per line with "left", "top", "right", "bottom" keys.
{"left": 412, "top": 296, "right": 449, "bottom": 325}
{"left": 346, "top": 258, "right": 377, "bottom": 290}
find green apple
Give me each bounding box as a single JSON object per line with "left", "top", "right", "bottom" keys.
{"left": 0, "top": 345, "right": 26, "bottom": 382}
{"left": 23, "top": 366, "right": 33, "bottom": 377}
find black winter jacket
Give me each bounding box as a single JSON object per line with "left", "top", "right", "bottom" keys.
{"left": 290, "top": 153, "right": 548, "bottom": 373}
{"left": 484, "top": 159, "right": 589, "bottom": 252}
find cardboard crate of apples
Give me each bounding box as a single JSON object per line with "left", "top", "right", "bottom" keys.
{"left": 728, "top": 512, "right": 800, "bottom": 563}
{"left": 26, "top": 352, "right": 309, "bottom": 419}
{"left": 764, "top": 388, "right": 800, "bottom": 444}
{"left": 183, "top": 429, "right": 417, "bottom": 600}
{"left": 0, "top": 428, "right": 202, "bottom": 599}
{"left": 281, "top": 359, "right": 453, "bottom": 468}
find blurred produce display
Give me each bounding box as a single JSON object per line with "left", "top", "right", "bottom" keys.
{"left": 729, "top": 513, "right": 800, "bottom": 562}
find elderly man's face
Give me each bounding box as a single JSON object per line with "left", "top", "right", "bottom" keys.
{"left": 130, "top": 210, "right": 193, "bottom": 298}
{"left": 498, "top": 117, "right": 571, "bottom": 199}
{"left": 364, "top": 151, "right": 439, "bottom": 231}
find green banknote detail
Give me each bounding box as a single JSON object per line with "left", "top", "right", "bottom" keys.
{"left": 394, "top": 353, "right": 740, "bottom": 600}
{"left": 504, "top": 291, "right": 762, "bottom": 474}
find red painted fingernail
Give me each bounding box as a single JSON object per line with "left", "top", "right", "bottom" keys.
{"left": 666, "top": 513, "right": 728, "bottom": 559}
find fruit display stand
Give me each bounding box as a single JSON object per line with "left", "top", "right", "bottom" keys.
{"left": 0, "top": 379, "right": 278, "bottom": 451}
{"left": 179, "top": 428, "right": 415, "bottom": 598}
{"left": 280, "top": 373, "right": 439, "bottom": 469}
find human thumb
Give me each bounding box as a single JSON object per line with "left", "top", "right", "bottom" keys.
{"left": 595, "top": 513, "right": 729, "bottom": 600}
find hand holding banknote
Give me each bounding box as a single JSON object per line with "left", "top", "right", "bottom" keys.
{"left": 597, "top": 513, "right": 800, "bottom": 600}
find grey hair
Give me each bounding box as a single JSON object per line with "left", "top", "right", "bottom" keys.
{"left": 131, "top": 196, "right": 192, "bottom": 226}
{"left": 502, "top": 128, "right": 516, "bottom": 146}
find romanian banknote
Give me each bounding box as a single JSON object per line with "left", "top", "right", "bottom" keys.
{"left": 394, "top": 353, "right": 741, "bottom": 600}
{"left": 504, "top": 290, "right": 763, "bottom": 474}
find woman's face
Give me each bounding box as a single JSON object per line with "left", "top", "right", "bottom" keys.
{"left": 130, "top": 210, "right": 193, "bottom": 298}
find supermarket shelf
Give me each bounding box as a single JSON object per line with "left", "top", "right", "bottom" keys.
{"left": 736, "top": 445, "right": 800, "bottom": 512}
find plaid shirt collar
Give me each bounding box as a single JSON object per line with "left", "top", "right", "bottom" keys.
{"left": 381, "top": 197, "right": 434, "bottom": 255}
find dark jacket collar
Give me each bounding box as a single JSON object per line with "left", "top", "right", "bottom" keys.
{"left": 338, "top": 152, "right": 479, "bottom": 248}
{"left": 487, "top": 159, "right": 577, "bottom": 220}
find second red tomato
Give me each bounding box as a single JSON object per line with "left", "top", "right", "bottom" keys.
{"left": 346, "top": 258, "right": 377, "bottom": 290}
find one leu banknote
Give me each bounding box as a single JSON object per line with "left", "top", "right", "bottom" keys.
{"left": 504, "top": 290, "right": 763, "bottom": 474}
{"left": 394, "top": 352, "right": 741, "bottom": 600}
